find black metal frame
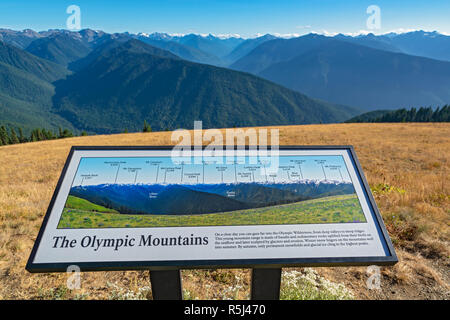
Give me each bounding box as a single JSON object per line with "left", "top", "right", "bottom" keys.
{"left": 26, "top": 145, "right": 398, "bottom": 273}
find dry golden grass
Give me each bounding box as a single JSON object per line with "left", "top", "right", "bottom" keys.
{"left": 0, "top": 123, "right": 449, "bottom": 299}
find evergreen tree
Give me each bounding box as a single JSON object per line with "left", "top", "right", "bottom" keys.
{"left": 9, "top": 128, "right": 20, "bottom": 144}
{"left": 30, "top": 130, "right": 38, "bottom": 142}
{"left": 60, "top": 129, "right": 74, "bottom": 138}
{"left": 143, "top": 120, "right": 152, "bottom": 133}
{"left": 18, "top": 127, "right": 26, "bottom": 143}
{"left": 437, "top": 105, "right": 449, "bottom": 121}
{"left": 37, "top": 128, "right": 44, "bottom": 141}
{"left": 0, "top": 126, "right": 9, "bottom": 145}
{"left": 42, "top": 129, "right": 50, "bottom": 140}
{"left": 348, "top": 105, "right": 449, "bottom": 123}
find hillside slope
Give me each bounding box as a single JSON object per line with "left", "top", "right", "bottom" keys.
{"left": 259, "top": 41, "right": 450, "bottom": 110}
{"left": 136, "top": 37, "right": 223, "bottom": 66}
{"left": 231, "top": 34, "right": 331, "bottom": 74}
{"left": 0, "top": 40, "right": 68, "bottom": 82}
{"left": 232, "top": 34, "right": 450, "bottom": 110}
{"left": 0, "top": 41, "right": 74, "bottom": 132}
{"left": 223, "top": 34, "right": 278, "bottom": 65}
{"left": 25, "top": 33, "right": 92, "bottom": 66}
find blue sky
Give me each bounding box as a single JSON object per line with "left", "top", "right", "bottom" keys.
{"left": 0, "top": 0, "right": 449, "bottom": 37}
{"left": 72, "top": 155, "right": 352, "bottom": 186}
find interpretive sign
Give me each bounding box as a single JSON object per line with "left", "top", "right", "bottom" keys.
{"left": 27, "top": 146, "right": 397, "bottom": 272}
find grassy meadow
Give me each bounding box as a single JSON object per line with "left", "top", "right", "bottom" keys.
{"left": 64, "top": 196, "right": 119, "bottom": 214}
{"left": 58, "top": 194, "right": 365, "bottom": 229}
{"left": 0, "top": 123, "right": 449, "bottom": 299}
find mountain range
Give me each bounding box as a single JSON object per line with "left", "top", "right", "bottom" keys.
{"left": 0, "top": 33, "right": 360, "bottom": 134}
{"left": 231, "top": 33, "right": 450, "bottom": 110}
{"left": 69, "top": 180, "right": 356, "bottom": 215}
{"left": 0, "top": 28, "right": 449, "bottom": 133}
{"left": 52, "top": 39, "right": 359, "bottom": 133}
{"left": 336, "top": 31, "right": 450, "bottom": 62}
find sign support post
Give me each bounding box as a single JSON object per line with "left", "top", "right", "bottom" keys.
{"left": 251, "top": 268, "right": 282, "bottom": 300}
{"left": 150, "top": 269, "right": 183, "bottom": 300}
{"left": 150, "top": 268, "right": 283, "bottom": 300}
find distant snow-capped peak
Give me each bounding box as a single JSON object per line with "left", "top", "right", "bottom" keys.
{"left": 74, "top": 178, "right": 351, "bottom": 188}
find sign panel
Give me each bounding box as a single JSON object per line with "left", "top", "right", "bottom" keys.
{"left": 27, "top": 146, "right": 397, "bottom": 272}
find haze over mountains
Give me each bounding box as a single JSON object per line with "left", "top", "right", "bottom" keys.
{"left": 231, "top": 33, "right": 450, "bottom": 110}
{"left": 334, "top": 31, "right": 450, "bottom": 62}
{"left": 0, "top": 28, "right": 449, "bottom": 133}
